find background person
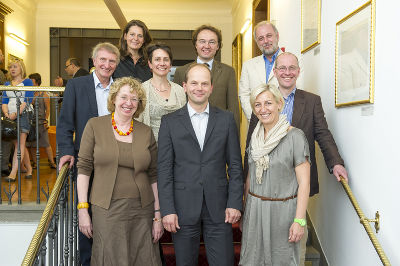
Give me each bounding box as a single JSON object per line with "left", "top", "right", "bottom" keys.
{"left": 239, "top": 21, "right": 283, "bottom": 122}
{"left": 54, "top": 57, "right": 90, "bottom": 87}
{"left": 173, "top": 25, "right": 240, "bottom": 128}
{"left": 27, "top": 73, "right": 56, "bottom": 169}
{"left": 77, "top": 77, "right": 162, "bottom": 265}
{"left": 0, "top": 48, "right": 12, "bottom": 177}
{"left": 113, "top": 19, "right": 153, "bottom": 82}
{"left": 139, "top": 43, "right": 186, "bottom": 140}
{"left": 1, "top": 59, "right": 34, "bottom": 181}
{"left": 0, "top": 49, "right": 6, "bottom": 84}
{"left": 240, "top": 83, "right": 310, "bottom": 265}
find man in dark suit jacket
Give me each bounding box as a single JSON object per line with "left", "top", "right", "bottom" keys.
{"left": 244, "top": 52, "right": 348, "bottom": 197}
{"left": 173, "top": 25, "right": 240, "bottom": 129}
{"left": 158, "top": 63, "right": 243, "bottom": 266}
{"left": 57, "top": 42, "right": 120, "bottom": 266}
{"left": 54, "top": 57, "right": 90, "bottom": 87}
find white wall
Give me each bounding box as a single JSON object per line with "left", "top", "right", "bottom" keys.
{"left": 2, "top": 0, "right": 36, "bottom": 77}
{"left": 233, "top": 0, "right": 398, "bottom": 265}
{"left": 0, "top": 223, "right": 38, "bottom": 265}
{"left": 35, "top": 0, "right": 233, "bottom": 86}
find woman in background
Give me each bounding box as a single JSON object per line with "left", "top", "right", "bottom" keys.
{"left": 27, "top": 73, "right": 56, "bottom": 169}
{"left": 113, "top": 19, "right": 153, "bottom": 82}
{"left": 2, "top": 59, "right": 33, "bottom": 181}
{"left": 77, "top": 77, "right": 162, "bottom": 265}
{"left": 139, "top": 43, "right": 186, "bottom": 140}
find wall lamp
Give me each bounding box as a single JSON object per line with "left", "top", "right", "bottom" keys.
{"left": 240, "top": 19, "right": 251, "bottom": 34}
{"left": 9, "top": 33, "right": 30, "bottom": 46}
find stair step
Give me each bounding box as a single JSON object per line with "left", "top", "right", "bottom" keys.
{"left": 305, "top": 246, "right": 320, "bottom": 266}
{"left": 162, "top": 243, "right": 241, "bottom": 266}
{"left": 161, "top": 223, "right": 319, "bottom": 265}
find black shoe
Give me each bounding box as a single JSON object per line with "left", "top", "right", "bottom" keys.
{"left": 2, "top": 169, "right": 10, "bottom": 176}
{"left": 25, "top": 174, "right": 33, "bottom": 179}
{"left": 4, "top": 176, "right": 16, "bottom": 182}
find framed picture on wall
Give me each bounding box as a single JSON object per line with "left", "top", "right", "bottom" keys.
{"left": 301, "top": 0, "right": 321, "bottom": 53}
{"left": 232, "top": 33, "right": 242, "bottom": 123}
{"left": 335, "top": 0, "right": 375, "bottom": 107}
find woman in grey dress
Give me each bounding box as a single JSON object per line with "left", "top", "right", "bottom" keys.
{"left": 240, "top": 84, "right": 310, "bottom": 266}
{"left": 139, "top": 43, "right": 186, "bottom": 140}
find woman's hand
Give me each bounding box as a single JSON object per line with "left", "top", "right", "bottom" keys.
{"left": 152, "top": 219, "right": 164, "bottom": 243}
{"left": 288, "top": 222, "right": 304, "bottom": 243}
{"left": 78, "top": 209, "right": 93, "bottom": 239}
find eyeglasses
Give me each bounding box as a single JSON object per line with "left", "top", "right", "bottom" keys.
{"left": 275, "top": 65, "right": 298, "bottom": 73}
{"left": 65, "top": 63, "right": 72, "bottom": 69}
{"left": 197, "top": 39, "right": 218, "bottom": 46}
{"left": 119, "top": 95, "right": 139, "bottom": 104}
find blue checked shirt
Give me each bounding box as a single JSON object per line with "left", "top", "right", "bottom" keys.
{"left": 281, "top": 88, "right": 296, "bottom": 124}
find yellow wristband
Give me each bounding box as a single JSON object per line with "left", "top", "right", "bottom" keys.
{"left": 77, "top": 202, "right": 89, "bottom": 209}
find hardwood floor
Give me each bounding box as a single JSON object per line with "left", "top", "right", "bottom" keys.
{"left": 0, "top": 159, "right": 58, "bottom": 204}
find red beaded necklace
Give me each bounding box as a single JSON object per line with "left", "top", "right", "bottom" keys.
{"left": 112, "top": 112, "right": 133, "bottom": 136}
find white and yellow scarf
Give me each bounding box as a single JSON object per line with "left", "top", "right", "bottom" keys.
{"left": 250, "top": 115, "right": 290, "bottom": 184}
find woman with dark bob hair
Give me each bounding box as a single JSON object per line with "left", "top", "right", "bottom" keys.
{"left": 113, "top": 19, "right": 153, "bottom": 82}
{"left": 138, "top": 42, "right": 186, "bottom": 140}
{"left": 77, "top": 77, "right": 162, "bottom": 265}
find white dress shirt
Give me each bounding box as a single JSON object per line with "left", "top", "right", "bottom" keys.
{"left": 187, "top": 102, "right": 209, "bottom": 151}
{"left": 197, "top": 57, "right": 214, "bottom": 70}
{"left": 93, "top": 72, "right": 113, "bottom": 116}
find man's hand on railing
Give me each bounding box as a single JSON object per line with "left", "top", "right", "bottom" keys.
{"left": 78, "top": 209, "right": 93, "bottom": 239}
{"left": 333, "top": 164, "right": 348, "bottom": 182}
{"left": 59, "top": 155, "right": 75, "bottom": 170}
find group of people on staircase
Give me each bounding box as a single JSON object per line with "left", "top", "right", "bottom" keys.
{"left": 55, "top": 19, "right": 348, "bottom": 266}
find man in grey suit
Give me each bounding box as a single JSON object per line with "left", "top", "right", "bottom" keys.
{"left": 57, "top": 42, "right": 119, "bottom": 266}
{"left": 173, "top": 25, "right": 240, "bottom": 129}
{"left": 158, "top": 63, "right": 243, "bottom": 266}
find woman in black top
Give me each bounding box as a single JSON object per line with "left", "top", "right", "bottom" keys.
{"left": 113, "top": 20, "right": 153, "bottom": 82}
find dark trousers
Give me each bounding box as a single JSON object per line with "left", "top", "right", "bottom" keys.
{"left": 172, "top": 199, "right": 234, "bottom": 266}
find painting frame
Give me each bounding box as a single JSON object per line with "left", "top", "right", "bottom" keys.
{"left": 232, "top": 33, "right": 242, "bottom": 123}
{"left": 301, "top": 0, "right": 321, "bottom": 53}
{"left": 335, "top": 0, "right": 375, "bottom": 107}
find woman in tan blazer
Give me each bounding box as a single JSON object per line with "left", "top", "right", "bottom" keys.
{"left": 77, "top": 77, "right": 162, "bottom": 265}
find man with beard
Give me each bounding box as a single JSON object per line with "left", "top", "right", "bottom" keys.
{"left": 239, "top": 21, "right": 283, "bottom": 122}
